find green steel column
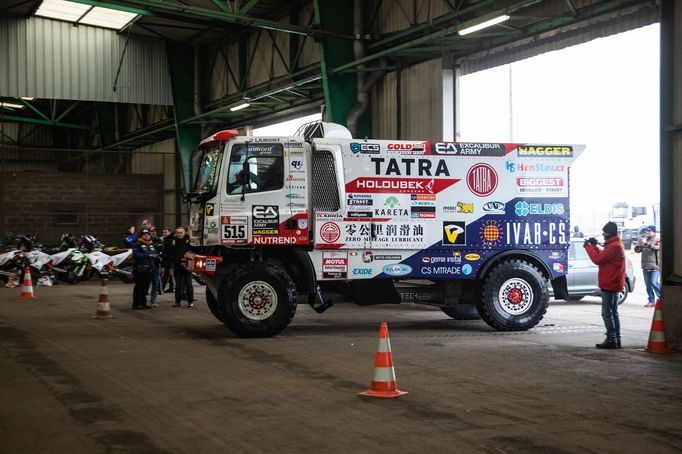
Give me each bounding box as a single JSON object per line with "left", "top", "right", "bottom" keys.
{"left": 660, "top": 1, "right": 676, "bottom": 283}
{"left": 167, "top": 44, "right": 202, "bottom": 192}
{"left": 314, "top": 0, "right": 369, "bottom": 137}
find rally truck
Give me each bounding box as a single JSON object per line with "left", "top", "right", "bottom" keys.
{"left": 184, "top": 121, "right": 583, "bottom": 337}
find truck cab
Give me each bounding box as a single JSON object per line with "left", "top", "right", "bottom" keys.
{"left": 185, "top": 122, "right": 584, "bottom": 338}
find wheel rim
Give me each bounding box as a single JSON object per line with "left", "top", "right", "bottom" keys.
{"left": 238, "top": 280, "right": 278, "bottom": 320}
{"left": 498, "top": 278, "right": 534, "bottom": 315}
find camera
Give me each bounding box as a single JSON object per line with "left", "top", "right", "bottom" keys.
{"left": 584, "top": 237, "right": 599, "bottom": 246}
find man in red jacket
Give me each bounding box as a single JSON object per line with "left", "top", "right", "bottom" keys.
{"left": 584, "top": 221, "right": 626, "bottom": 349}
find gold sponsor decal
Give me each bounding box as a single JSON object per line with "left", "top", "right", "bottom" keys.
{"left": 518, "top": 146, "right": 573, "bottom": 157}
{"left": 252, "top": 229, "right": 279, "bottom": 235}
{"left": 464, "top": 253, "right": 481, "bottom": 261}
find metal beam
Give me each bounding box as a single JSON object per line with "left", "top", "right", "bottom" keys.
{"left": 0, "top": 114, "right": 92, "bottom": 130}
{"left": 67, "top": 0, "right": 338, "bottom": 36}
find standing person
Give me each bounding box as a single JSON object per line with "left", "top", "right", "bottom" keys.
{"left": 123, "top": 226, "right": 136, "bottom": 248}
{"left": 170, "top": 227, "right": 194, "bottom": 308}
{"left": 161, "top": 227, "right": 175, "bottom": 293}
{"left": 149, "top": 227, "right": 163, "bottom": 307}
{"left": 572, "top": 225, "right": 584, "bottom": 238}
{"left": 634, "top": 225, "right": 661, "bottom": 307}
{"left": 584, "top": 222, "right": 626, "bottom": 349}
{"left": 132, "top": 229, "right": 158, "bottom": 310}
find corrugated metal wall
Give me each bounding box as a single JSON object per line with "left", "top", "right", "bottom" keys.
{"left": 372, "top": 59, "right": 443, "bottom": 141}
{"left": 131, "top": 138, "right": 182, "bottom": 229}
{"left": 370, "top": 0, "right": 450, "bottom": 35}
{"left": 205, "top": 5, "right": 320, "bottom": 104}
{"left": 0, "top": 16, "right": 172, "bottom": 105}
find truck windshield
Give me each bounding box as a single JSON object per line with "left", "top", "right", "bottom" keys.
{"left": 610, "top": 207, "right": 627, "bottom": 218}
{"left": 193, "top": 143, "right": 222, "bottom": 194}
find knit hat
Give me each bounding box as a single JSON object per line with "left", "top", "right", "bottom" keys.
{"left": 644, "top": 225, "right": 656, "bottom": 233}
{"left": 602, "top": 221, "right": 618, "bottom": 237}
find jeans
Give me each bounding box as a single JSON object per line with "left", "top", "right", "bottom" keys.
{"left": 150, "top": 268, "right": 162, "bottom": 304}
{"left": 601, "top": 290, "right": 620, "bottom": 341}
{"left": 162, "top": 261, "right": 175, "bottom": 291}
{"left": 642, "top": 270, "right": 661, "bottom": 304}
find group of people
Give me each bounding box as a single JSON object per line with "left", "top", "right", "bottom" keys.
{"left": 125, "top": 220, "right": 194, "bottom": 310}
{"left": 584, "top": 222, "right": 661, "bottom": 350}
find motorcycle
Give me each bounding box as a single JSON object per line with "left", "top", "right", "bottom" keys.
{"left": 86, "top": 249, "right": 134, "bottom": 283}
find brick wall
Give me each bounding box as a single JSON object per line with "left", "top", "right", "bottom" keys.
{"left": 0, "top": 172, "right": 164, "bottom": 248}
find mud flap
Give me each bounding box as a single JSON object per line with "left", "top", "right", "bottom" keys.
{"left": 348, "top": 279, "right": 401, "bottom": 305}
{"left": 309, "top": 285, "right": 333, "bottom": 313}
{"left": 551, "top": 276, "right": 569, "bottom": 301}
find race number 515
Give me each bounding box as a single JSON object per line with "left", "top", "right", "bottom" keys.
{"left": 223, "top": 224, "right": 246, "bottom": 239}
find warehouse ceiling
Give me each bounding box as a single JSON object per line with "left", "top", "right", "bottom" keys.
{"left": 0, "top": 0, "right": 659, "bottom": 154}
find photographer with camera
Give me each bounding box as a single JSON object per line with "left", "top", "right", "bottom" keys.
{"left": 584, "top": 222, "right": 626, "bottom": 349}
{"left": 634, "top": 225, "right": 661, "bottom": 308}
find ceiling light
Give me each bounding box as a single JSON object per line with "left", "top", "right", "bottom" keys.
{"left": 458, "top": 15, "right": 510, "bottom": 36}
{"left": 35, "top": 0, "right": 139, "bottom": 30}
{"left": 230, "top": 103, "right": 250, "bottom": 112}
{"left": 0, "top": 102, "right": 25, "bottom": 109}
{"left": 20, "top": 97, "right": 36, "bottom": 101}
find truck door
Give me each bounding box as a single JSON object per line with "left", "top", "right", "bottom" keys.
{"left": 222, "top": 141, "right": 287, "bottom": 246}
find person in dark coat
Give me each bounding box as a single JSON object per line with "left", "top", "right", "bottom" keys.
{"left": 584, "top": 221, "right": 626, "bottom": 349}
{"left": 132, "top": 229, "right": 158, "bottom": 310}
{"left": 169, "top": 227, "right": 194, "bottom": 308}
{"left": 634, "top": 225, "right": 661, "bottom": 307}
{"left": 161, "top": 227, "right": 175, "bottom": 293}
{"left": 123, "top": 226, "right": 136, "bottom": 248}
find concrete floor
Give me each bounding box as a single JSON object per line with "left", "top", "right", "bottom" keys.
{"left": 1, "top": 271, "right": 681, "bottom": 454}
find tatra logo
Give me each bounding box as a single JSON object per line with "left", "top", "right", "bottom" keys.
{"left": 467, "top": 163, "right": 498, "bottom": 197}
{"left": 371, "top": 157, "right": 450, "bottom": 176}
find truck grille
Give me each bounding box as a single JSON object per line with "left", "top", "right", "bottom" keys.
{"left": 312, "top": 151, "right": 340, "bottom": 212}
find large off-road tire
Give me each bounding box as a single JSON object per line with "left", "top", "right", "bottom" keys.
{"left": 477, "top": 260, "right": 549, "bottom": 331}
{"left": 118, "top": 265, "right": 135, "bottom": 284}
{"left": 206, "top": 287, "right": 224, "bottom": 322}
{"left": 440, "top": 304, "right": 481, "bottom": 320}
{"left": 218, "top": 262, "right": 297, "bottom": 338}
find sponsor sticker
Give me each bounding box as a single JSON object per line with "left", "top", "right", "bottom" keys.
{"left": 467, "top": 163, "right": 498, "bottom": 197}
{"left": 320, "top": 222, "right": 341, "bottom": 243}
{"left": 350, "top": 142, "right": 380, "bottom": 154}
{"left": 482, "top": 201, "right": 506, "bottom": 214}
{"left": 382, "top": 264, "right": 412, "bottom": 277}
{"left": 517, "top": 146, "right": 573, "bottom": 157}
{"left": 220, "top": 216, "right": 248, "bottom": 245}
{"left": 462, "top": 264, "right": 473, "bottom": 275}
{"left": 322, "top": 251, "right": 347, "bottom": 278}
{"left": 514, "top": 201, "right": 565, "bottom": 216}
{"left": 432, "top": 142, "right": 506, "bottom": 156}
{"left": 515, "top": 177, "right": 565, "bottom": 194}
{"left": 506, "top": 162, "right": 565, "bottom": 173}
{"left": 464, "top": 253, "right": 481, "bottom": 261}
{"left": 205, "top": 203, "right": 215, "bottom": 216}
{"left": 346, "top": 177, "right": 459, "bottom": 194}
{"left": 480, "top": 220, "right": 504, "bottom": 247}
{"left": 442, "top": 221, "right": 466, "bottom": 246}
{"left": 205, "top": 258, "right": 217, "bottom": 272}
{"left": 252, "top": 205, "right": 279, "bottom": 235}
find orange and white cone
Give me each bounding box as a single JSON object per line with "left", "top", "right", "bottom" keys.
{"left": 93, "top": 279, "right": 114, "bottom": 319}
{"left": 359, "top": 322, "right": 408, "bottom": 398}
{"left": 19, "top": 265, "right": 36, "bottom": 300}
{"left": 646, "top": 298, "right": 668, "bottom": 354}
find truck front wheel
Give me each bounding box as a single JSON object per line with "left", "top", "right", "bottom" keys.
{"left": 478, "top": 260, "right": 549, "bottom": 331}
{"left": 219, "top": 263, "right": 297, "bottom": 338}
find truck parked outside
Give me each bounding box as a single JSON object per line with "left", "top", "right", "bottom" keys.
{"left": 608, "top": 201, "right": 660, "bottom": 248}
{"left": 184, "top": 122, "right": 584, "bottom": 337}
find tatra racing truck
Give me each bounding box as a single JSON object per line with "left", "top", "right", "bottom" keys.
{"left": 183, "top": 121, "right": 583, "bottom": 337}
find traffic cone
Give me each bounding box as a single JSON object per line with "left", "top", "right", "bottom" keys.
{"left": 359, "top": 322, "right": 408, "bottom": 398}
{"left": 646, "top": 298, "right": 668, "bottom": 354}
{"left": 93, "top": 279, "right": 114, "bottom": 319}
{"left": 19, "top": 266, "right": 36, "bottom": 300}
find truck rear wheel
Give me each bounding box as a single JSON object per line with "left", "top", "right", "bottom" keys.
{"left": 478, "top": 260, "right": 549, "bottom": 331}
{"left": 218, "top": 263, "right": 297, "bottom": 338}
